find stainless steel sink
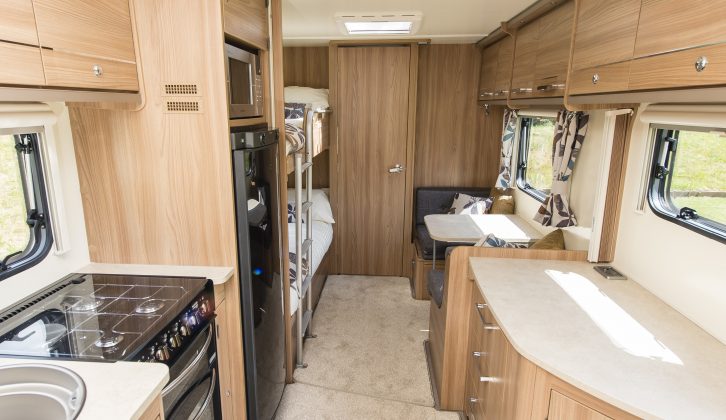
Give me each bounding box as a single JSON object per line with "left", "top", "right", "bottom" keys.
{"left": 0, "top": 364, "right": 86, "bottom": 420}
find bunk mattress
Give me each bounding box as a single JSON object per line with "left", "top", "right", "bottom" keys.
{"left": 288, "top": 220, "right": 333, "bottom": 314}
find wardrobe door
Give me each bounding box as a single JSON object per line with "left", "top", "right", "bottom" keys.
{"left": 336, "top": 45, "right": 411, "bottom": 276}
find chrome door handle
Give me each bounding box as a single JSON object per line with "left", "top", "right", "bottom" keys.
{"left": 388, "top": 164, "right": 405, "bottom": 174}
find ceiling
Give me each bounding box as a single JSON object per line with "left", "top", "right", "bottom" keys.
{"left": 282, "top": 0, "right": 537, "bottom": 46}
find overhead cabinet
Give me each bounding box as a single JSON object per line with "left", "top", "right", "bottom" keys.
{"left": 0, "top": 0, "right": 139, "bottom": 91}
{"left": 569, "top": 0, "right": 726, "bottom": 95}
{"left": 224, "top": 0, "right": 269, "bottom": 50}
{"left": 478, "top": 36, "right": 514, "bottom": 101}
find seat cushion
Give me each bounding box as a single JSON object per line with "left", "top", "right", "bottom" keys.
{"left": 415, "top": 224, "right": 471, "bottom": 260}
{"left": 427, "top": 269, "right": 445, "bottom": 308}
{"left": 415, "top": 187, "right": 490, "bottom": 225}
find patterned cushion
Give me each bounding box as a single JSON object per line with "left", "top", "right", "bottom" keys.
{"left": 285, "top": 123, "right": 305, "bottom": 153}
{"left": 287, "top": 203, "right": 305, "bottom": 224}
{"left": 476, "top": 233, "right": 529, "bottom": 248}
{"left": 284, "top": 102, "right": 306, "bottom": 119}
{"left": 448, "top": 193, "right": 492, "bottom": 215}
{"left": 288, "top": 252, "right": 309, "bottom": 286}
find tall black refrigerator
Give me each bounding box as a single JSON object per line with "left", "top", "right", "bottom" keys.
{"left": 231, "top": 127, "right": 285, "bottom": 420}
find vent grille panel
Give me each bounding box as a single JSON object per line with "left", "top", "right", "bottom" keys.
{"left": 164, "top": 99, "right": 202, "bottom": 114}
{"left": 163, "top": 84, "right": 199, "bottom": 96}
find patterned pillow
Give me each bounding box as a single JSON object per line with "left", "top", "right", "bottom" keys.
{"left": 284, "top": 102, "right": 306, "bottom": 119}
{"left": 285, "top": 123, "right": 305, "bottom": 153}
{"left": 287, "top": 203, "right": 305, "bottom": 224}
{"left": 448, "top": 193, "right": 492, "bottom": 215}
{"left": 475, "top": 233, "right": 529, "bottom": 248}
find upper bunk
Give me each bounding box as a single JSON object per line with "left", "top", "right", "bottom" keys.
{"left": 283, "top": 86, "right": 331, "bottom": 174}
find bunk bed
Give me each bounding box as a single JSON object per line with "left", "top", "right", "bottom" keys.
{"left": 283, "top": 86, "right": 333, "bottom": 367}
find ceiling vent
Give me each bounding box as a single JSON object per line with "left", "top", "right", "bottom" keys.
{"left": 335, "top": 12, "right": 422, "bottom": 36}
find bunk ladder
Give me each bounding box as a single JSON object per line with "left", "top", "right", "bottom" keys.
{"left": 295, "top": 107, "right": 316, "bottom": 368}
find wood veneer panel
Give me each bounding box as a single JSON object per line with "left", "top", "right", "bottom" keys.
{"left": 634, "top": 0, "right": 726, "bottom": 58}
{"left": 415, "top": 45, "right": 500, "bottom": 188}
{"left": 282, "top": 47, "right": 329, "bottom": 89}
{"left": 33, "top": 0, "right": 136, "bottom": 62}
{"left": 571, "top": 0, "right": 641, "bottom": 71}
{"left": 629, "top": 43, "right": 726, "bottom": 90}
{"left": 598, "top": 112, "right": 633, "bottom": 262}
{"left": 223, "top": 0, "right": 268, "bottom": 50}
{"left": 479, "top": 43, "right": 500, "bottom": 98}
{"left": 336, "top": 46, "right": 411, "bottom": 276}
{"left": 533, "top": 1, "right": 574, "bottom": 96}
{"left": 0, "top": 42, "right": 45, "bottom": 86}
{"left": 42, "top": 50, "right": 138, "bottom": 91}
{"left": 548, "top": 391, "right": 613, "bottom": 420}
{"left": 510, "top": 21, "right": 540, "bottom": 98}
{"left": 0, "top": 0, "right": 39, "bottom": 46}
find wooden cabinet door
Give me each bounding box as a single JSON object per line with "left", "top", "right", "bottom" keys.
{"left": 0, "top": 42, "right": 45, "bottom": 86}
{"left": 479, "top": 43, "right": 499, "bottom": 100}
{"left": 548, "top": 391, "right": 613, "bottom": 420}
{"left": 224, "top": 0, "right": 269, "bottom": 50}
{"left": 336, "top": 46, "right": 412, "bottom": 276}
{"left": 33, "top": 0, "right": 136, "bottom": 62}
{"left": 534, "top": 1, "right": 574, "bottom": 96}
{"left": 571, "top": 0, "right": 641, "bottom": 71}
{"left": 0, "top": 0, "right": 40, "bottom": 46}
{"left": 215, "top": 282, "right": 248, "bottom": 420}
{"left": 493, "top": 36, "right": 514, "bottom": 99}
{"left": 635, "top": 0, "right": 726, "bottom": 58}
{"left": 629, "top": 43, "right": 726, "bottom": 90}
{"left": 482, "top": 325, "right": 507, "bottom": 420}
{"left": 510, "top": 21, "right": 540, "bottom": 99}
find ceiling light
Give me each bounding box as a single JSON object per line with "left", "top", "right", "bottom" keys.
{"left": 336, "top": 12, "right": 422, "bottom": 36}
{"left": 344, "top": 21, "right": 413, "bottom": 35}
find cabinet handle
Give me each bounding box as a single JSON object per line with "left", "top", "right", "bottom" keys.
{"left": 591, "top": 73, "right": 600, "bottom": 85}
{"left": 695, "top": 56, "right": 708, "bottom": 72}
{"left": 475, "top": 302, "right": 499, "bottom": 330}
{"left": 480, "top": 376, "right": 497, "bottom": 383}
{"left": 479, "top": 91, "right": 495, "bottom": 97}
{"left": 92, "top": 65, "right": 103, "bottom": 77}
{"left": 511, "top": 87, "right": 533, "bottom": 94}
{"left": 536, "top": 83, "right": 566, "bottom": 92}
{"left": 473, "top": 351, "right": 487, "bottom": 358}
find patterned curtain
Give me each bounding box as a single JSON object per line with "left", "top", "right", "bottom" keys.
{"left": 494, "top": 109, "right": 518, "bottom": 189}
{"left": 534, "top": 110, "right": 589, "bottom": 227}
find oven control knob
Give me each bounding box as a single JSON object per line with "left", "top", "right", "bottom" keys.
{"left": 169, "top": 332, "right": 182, "bottom": 349}
{"left": 179, "top": 324, "right": 190, "bottom": 337}
{"left": 199, "top": 299, "right": 209, "bottom": 315}
{"left": 155, "top": 345, "right": 171, "bottom": 362}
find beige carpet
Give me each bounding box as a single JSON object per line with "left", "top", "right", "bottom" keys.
{"left": 294, "top": 275, "right": 433, "bottom": 405}
{"left": 276, "top": 383, "right": 459, "bottom": 420}
{"left": 276, "top": 275, "right": 458, "bottom": 419}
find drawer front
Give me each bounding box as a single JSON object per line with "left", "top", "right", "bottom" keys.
{"left": 568, "top": 61, "right": 631, "bottom": 95}
{"left": 0, "top": 42, "right": 45, "bottom": 86}
{"left": 42, "top": 50, "right": 139, "bottom": 91}
{"left": 629, "top": 43, "right": 726, "bottom": 91}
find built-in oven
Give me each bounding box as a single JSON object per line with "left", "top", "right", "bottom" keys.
{"left": 162, "top": 321, "right": 220, "bottom": 420}
{"left": 226, "top": 43, "right": 264, "bottom": 119}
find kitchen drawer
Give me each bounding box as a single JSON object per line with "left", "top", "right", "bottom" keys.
{"left": 629, "top": 43, "right": 726, "bottom": 91}
{"left": 0, "top": 42, "right": 46, "bottom": 86}
{"left": 569, "top": 61, "right": 631, "bottom": 95}
{"left": 42, "top": 50, "right": 139, "bottom": 91}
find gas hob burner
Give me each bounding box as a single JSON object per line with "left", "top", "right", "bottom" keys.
{"left": 95, "top": 333, "right": 124, "bottom": 349}
{"left": 72, "top": 297, "right": 105, "bottom": 312}
{"left": 135, "top": 299, "right": 166, "bottom": 314}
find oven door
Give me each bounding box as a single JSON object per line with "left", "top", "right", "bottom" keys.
{"left": 162, "top": 322, "right": 220, "bottom": 420}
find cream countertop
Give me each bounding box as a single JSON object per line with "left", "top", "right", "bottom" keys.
{"left": 77, "top": 263, "right": 234, "bottom": 285}
{"left": 469, "top": 258, "right": 726, "bottom": 420}
{"left": 0, "top": 357, "right": 168, "bottom": 420}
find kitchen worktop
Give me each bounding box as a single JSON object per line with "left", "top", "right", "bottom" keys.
{"left": 469, "top": 258, "right": 726, "bottom": 420}
{"left": 78, "top": 262, "right": 234, "bottom": 285}
{"left": 0, "top": 357, "right": 168, "bottom": 420}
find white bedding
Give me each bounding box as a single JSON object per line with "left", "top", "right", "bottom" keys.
{"left": 284, "top": 86, "right": 329, "bottom": 111}
{"left": 288, "top": 220, "right": 333, "bottom": 314}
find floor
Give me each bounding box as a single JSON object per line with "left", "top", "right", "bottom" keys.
{"left": 275, "top": 275, "right": 460, "bottom": 420}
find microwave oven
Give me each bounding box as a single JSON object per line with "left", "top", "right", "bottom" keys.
{"left": 226, "top": 43, "right": 264, "bottom": 119}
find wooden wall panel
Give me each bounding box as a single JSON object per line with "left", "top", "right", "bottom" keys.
{"left": 283, "top": 47, "right": 329, "bottom": 88}
{"left": 414, "top": 44, "right": 501, "bottom": 188}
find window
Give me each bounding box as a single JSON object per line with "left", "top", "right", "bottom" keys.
{"left": 0, "top": 129, "right": 53, "bottom": 280}
{"left": 648, "top": 125, "right": 726, "bottom": 243}
{"left": 516, "top": 116, "right": 555, "bottom": 202}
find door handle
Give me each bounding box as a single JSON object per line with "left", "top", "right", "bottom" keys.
{"left": 388, "top": 164, "right": 405, "bottom": 174}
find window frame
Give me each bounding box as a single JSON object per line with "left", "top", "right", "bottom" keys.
{"left": 516, "top": 116, "right": 551, "bottom": 203}
{"left": 647, "top": 124, "right": 726, "bottom": 244}
{"left": 0, "top": 129, "right": 54, "bottom": 281}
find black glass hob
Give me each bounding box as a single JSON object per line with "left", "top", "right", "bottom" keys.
{"left": 0, "top": 273, "right": 212, "bottom": 362}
